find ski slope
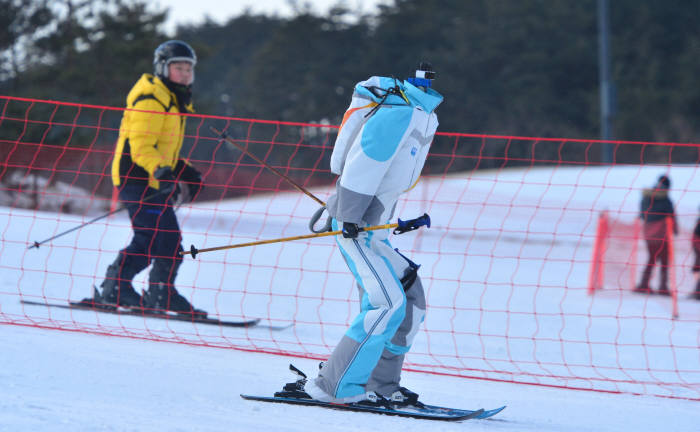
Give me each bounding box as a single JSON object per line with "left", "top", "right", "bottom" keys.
{"left": 2, "top": 165, "right": 699, "bottom": 431}
{"left": 2, "top": 323, "right": 697, "bottom": 432}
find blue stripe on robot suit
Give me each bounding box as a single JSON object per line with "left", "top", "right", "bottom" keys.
{"left": 332, "top": 218, "right": 365, "bottom": 290}
{"left": 332, "top": 219, "right": 407, "bottom": 398}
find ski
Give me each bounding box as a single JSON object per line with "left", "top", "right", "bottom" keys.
{"left": 472, "top": 405, "right": 507, "bottom": 419}
{"left": 20, "top": 299, "right": 263, "bottom": 328}
{"left": 240, "top": 394, "right": 503, "bottom": 421}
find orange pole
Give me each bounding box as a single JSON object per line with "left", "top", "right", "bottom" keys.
{"left": 666, "top": 216, "right": 678, "bottom": 318}
{"left": 630, "top": 218, "right": 640, "bottom": 291}
{"left": 110, "top": 187, "right": 119, "bottom": 213}
{"left": 588, "top": 211, "right": 608, "bottom": 295}
{"left": 597, "top": 212, "right": 608, "bottom": 290}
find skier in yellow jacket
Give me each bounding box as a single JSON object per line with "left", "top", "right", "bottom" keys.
{"left": 82, "top": 40, "right": 205, "bottom": 317}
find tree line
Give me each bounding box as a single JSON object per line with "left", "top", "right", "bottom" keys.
{"left": 2, "top": 0, "right": 699, "bottom": 157}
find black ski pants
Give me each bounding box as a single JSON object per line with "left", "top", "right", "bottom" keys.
{"left": 116, "top": 183, "right": 183, "bottom": 286}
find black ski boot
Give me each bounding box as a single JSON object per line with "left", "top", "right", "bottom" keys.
{"left": 657, "top": 268, "right": 670, "bottom": 295}
{"left": 142, "top": 282, "right": 207, "bottom": 318}
{"left": 142, "top": 258, "right": 206, "bottom": 318}
{"left": 633, "top": 285, "right": 651, "bottom": 294}
{"left": 100, "top": 259, "right": 143, "bottom": 307}
{"left": 76, "top": 287, "right": 117, "bottom": 310}
{"left": 79, "top": 255, "right": 143, "bottom": 308}
{"left": 634, "top": 266, "right": 653, "bottom": 294}
{"left": 275, "top": 364, "right": 311, "bottom": 399}
{"left": 386, "top": 387, "right": 425, "bottom": 408}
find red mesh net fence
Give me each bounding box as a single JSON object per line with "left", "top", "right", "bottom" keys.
{"left": 1, "top": 95, "right": 699, "bottom": 400}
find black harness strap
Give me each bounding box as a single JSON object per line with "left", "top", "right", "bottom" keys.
{"left": 363, "top": 78, "right": 410, "bottom": 118}
{"left": 131, "top": 94, "right": 174, "bottom": 112}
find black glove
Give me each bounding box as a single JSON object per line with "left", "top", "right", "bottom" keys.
{"left": 154, "top": 166, "right": 179, "bottom": 201}
{"left": 342, "top": 222, "right": 360, "bottom": 239}
{"left": 175, "top": 160, "right": 203, "bottom": 202}
{"left": 182, "top": 165, "right": 203, "bottom": 201}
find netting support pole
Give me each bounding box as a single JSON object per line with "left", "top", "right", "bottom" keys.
{"left": 666, "top": 216, "right": 678, "bottom": 318}
{"left": 630, "top": 217, "right": 640, "bottom": 290}
{"left": 588, "top": 211, "right": 609, "bottom": 295}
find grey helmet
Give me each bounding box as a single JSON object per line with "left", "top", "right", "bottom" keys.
{"left": 153, "top": 40, "right": 197, "bottom": 81}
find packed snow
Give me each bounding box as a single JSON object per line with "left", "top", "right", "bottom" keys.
{"left": 2, "top": 165, "right": 699, "bottom": 431}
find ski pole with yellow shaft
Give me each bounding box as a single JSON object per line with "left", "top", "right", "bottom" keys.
{"left": 182, "top": 213, "right": 430, "bottom": 259}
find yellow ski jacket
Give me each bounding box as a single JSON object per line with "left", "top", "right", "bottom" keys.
{"left": 111, "top": 74, "right": 193, "bottom": 189}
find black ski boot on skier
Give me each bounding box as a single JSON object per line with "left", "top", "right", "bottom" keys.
{"left": 77, "top": 254, "right": 143, "bottom": 309}
{"left": 140, "top": 259, "right": 207, "bottom": 318}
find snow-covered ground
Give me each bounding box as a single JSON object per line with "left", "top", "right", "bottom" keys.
{"left": 2, "top": 323, "right": 698, "bottom": 432}
{"left": 2, "top": 165, "right": 700, "bottom": 431}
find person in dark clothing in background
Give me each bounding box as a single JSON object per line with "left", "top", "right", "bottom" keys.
{"left": 690, "top": 209, "right": 700, "bottom": 300}
{"left": 634, "top": 175, "right": 677, "bottom": 295}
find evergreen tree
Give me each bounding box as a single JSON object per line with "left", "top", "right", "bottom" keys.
{"left": 0, "top": 0, "right": 53, "bottom": 85}
{"left": 2, "top": 0, "right": 699, "bottom": 163}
